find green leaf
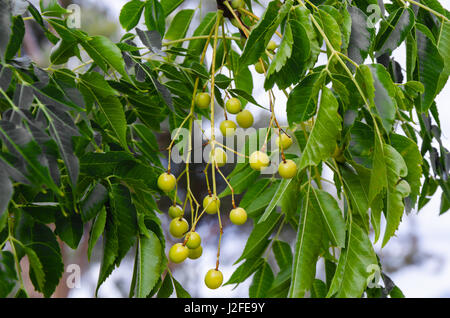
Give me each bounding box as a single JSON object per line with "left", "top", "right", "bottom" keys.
{"left": 225, "top": 258, "right": 265, "bottom": 286}
{"left": 327, "top": 222, "right": 377, "bottom": 298}
{"left": 165, "top": 9, "right": 194, "bottom": 41}
{"left": 50, "top": 39, "right": 81, "bottom": 65}
{"left": 120, "top": 0, "right": 146, "bottom": 31}
{"left": 390, "top": 134, "right": 422, "bottom": 207}
{"left": 55, "top": 213, "right": 83, "bottom": 249}
{"left": 96, "top": 210, "right": 119, "bottom": 296}
{"left": 367, "top": 64, "right": 398, "bottom": 133}
{"left": 80, "top": 35, "right": 129, "bottom": 80}
{"left": 160, "top": 0, "right": 185, "bottom": 17}
{"left": 78, "top": 74, "right": 128, "bottom": 150}
{"left": 37, "top": 103, "right": 80, "bottom": 187}
{"left": 0, "top": 251, "right": 17, "bottom": 297}
{"left": 311, "top": 279, "right": 327, "bottom": 298}
{"left": 173, "top": 276, "right": 191, "bottom": 298}
{"left": 135, "top": 232, "right": 162, "bottom": 298}
{"left": 5, "top": 15, "right": 25, "bottom": 60}
{"left": 239, "top": 0, "right": 293, "bottom": 68}
{"left": 245, "top": 181, "right": 281, "bottom": 218}
{"left": 340, "top": 164, "right": 371, "bottom": 231}
{"left": 40, "top": 0, "right": 69, "bottom": 17}
{"left": 110, "top": 184, "right": 138, "bottom": 263}
{"left": 157, "top": 274, "right": 174, "bottom": 298}
{"left": 298, "top": 86, "right": 342, "bottom": 171}
{"left": 291, "top": 6, "right": 320, "bottom": 70}
{"left": 236, "top": 211, "right": 282, "bottom": 263}
{"left": 88, "top": 207, "right": 107, "bottom": 261}
{"left": 249, "top": 261, "right": 274, "bottom": 298}
{"left": 239, "top": 179, "right": 271, "bottom": 210}
{"left": 228, "top": 88, "right": 263, "bottom": 108}
{"left": 0, "top": 122, "right": 62, "bottom": 195}
{"left": 264, "top": 18, "right": 310, "bottom": 90}
{"left": 23, "top": 246, "right": 45, "bottom": 294}
{"left": 375, "top": 8, "right": 415, "bottom": 57}
{"left": 219, "top": 165, "right": 260, "bottom": 198}
{"left": 312, "top": 188, "right": 346, "bottom": 248}
{"left": 267, "top": 266, "right": 291, "bottom": 298}
{"left": 0, "top": 1, "right": 12, "bottom": 62}
{"left": 381, "top": 145, "right": 409, "bottom": 246}
{"left": 272, "top": 240, "right": 293, "bottom": 270}
{"left": 0, "top": 170, "right": 13, "bottom": 220}
{"left": 314, "top": 8, "right": 342, "bottom": 51}
{"left": 286, "top": 72, "right": 323, "bottom": 125}
{"left": 347, "top": 6, "right": 374, "bottom": 64}
{"left": 80, "top": 183, "right": 108, "bottom": 222}
{"left": 27, "top": 223, "right": 64, "bottom": 298}
{"left": 415, "top": 25, "right": 445, "bottom": 112}
{"left": 186, "top": 12, "right": 217, "bottom": 63}
{"left": 288, "top": 185, "right": 324, "bottom": 298}
{"left": 436, "top": 21, "right": 450, "bottom": 94}
{"left": 259, "top": 178, "right": 293, "bottom": 223}
{"left": 144, "top": 0, "right": 165, "bottom": 36}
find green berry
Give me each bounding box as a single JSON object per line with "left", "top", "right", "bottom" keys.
{"left": 229, "top": 207, "right": 247, "bottom": 225}
{"left": 185, "top": 232, "right": 202, "bottom": 249}
{"left": 204, "top": 269, "right": 223, "bottom": 289}
{"left": 236, "top": 109, "right": 254, "bottom": 128}
{"left": 254, "top": 60, "right": 267, "bottom": 74}
{"left": 168, "top": 205, "right": 184, "bottom": 219}
{"left": 249, "top": 151, "right": 270, "bottom": 171}
{"left": 195, "top": 92, "right": 211, "bottom": 109}
{"left": 203, "top": 195, "right": 220, "bottom": 214}
{"left": 188, "top": 245, "right": 203, "bottom": 259}
{"left": 226, "top": 98, "right": 242, "bottom": 114}
{"left": 210, "top": 148, "right": 227, "bottom": 167}
{"left": 278, "top": 159, "right": 297, "bottom": 179}
{"left": 266, "top": 40, "right": 278, "bottom": 52}
{"left": 220, "top": 120, "right": 237, "bottom": 136}
{"left": 169, "top": 243, "right": 189, "bottom": 263}
{"left": 231, "top": 0, "right": 245, "bottom": 9}
{"left": 276, "top": 133, "right": 293, "bottom": 150}
{"left": 169, "top": 217, "right": 189, "bottom": 238}
{"left": 157, "top": 172, "right": 176, "bottom": 192}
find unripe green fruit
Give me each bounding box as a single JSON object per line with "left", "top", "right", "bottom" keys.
{"left": 169, "top": 217, "right": 189, "bottom": 238}
{"left": 195, "top": 92, "right": 211, "bottom": 109}
{"left": 254, "top": 60, "right": 267, "bottom": 74}
{"left": 204, "top": 269, "right": 223, "bottom": 289}
{"left": 169, "top": 243, "right": 189, "bottom": 264}
{"left": 188, "top": 245, "right": 203, "bottom": 259}
{"left": 276, "top": 133, "right": 293, "bottom": 150}
{"left": 220, "top": 120, "right": 237, "bottom": 136}
{"left": 229, "top": 207, "right": 247, "bottom": 225}
{"left": 278, "top": 159, "right": 298, "bottom": 179}
{"left": 185, "top": 232, "right": 202, "bottom": 249}
{"left": 249, "top": 151, "right": 270, "bottom": 171}
{"left": 231, "top": 0, "right": 245, "bottom": 9}
{"left": 157, "top": 172, "right": 176, "bottom": 192}
{"left": 236, "top": 109, "right": 254, "bottom": 128}
{"left": 210, "top": 148, "right": 227, "bottom": 167}
{"left": 203, "top": 195, "right": 220, "bottom": 214}
{"left": 226, "top": 98, "right": 242, "bottom": 114}
{"left": 266, "top": 40, "right": 278, "bottom": 52}
{"left": 168, "top": 205, "right": 184, "bottom": 219}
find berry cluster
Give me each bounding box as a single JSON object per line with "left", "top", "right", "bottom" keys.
{"left": 156, "top": 0, "right": 299, "bottom": 291}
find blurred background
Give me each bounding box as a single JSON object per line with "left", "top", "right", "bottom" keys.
{"left": 17, "top": 0, "right": 450, "bottom": 297}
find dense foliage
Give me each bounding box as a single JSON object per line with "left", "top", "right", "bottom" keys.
{"left": 0, "top": 0, "right": 449, "bottom": 298}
